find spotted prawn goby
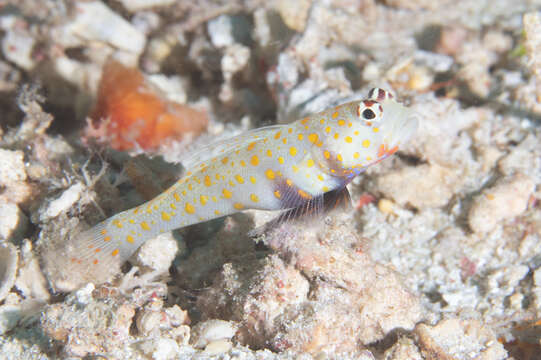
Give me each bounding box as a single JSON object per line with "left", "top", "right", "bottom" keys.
{"left": 52, "top": 88, "right": 418, "bottom": 290}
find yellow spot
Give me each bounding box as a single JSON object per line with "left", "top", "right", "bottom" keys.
{"left": 100, "top": 229, "right": 107, "bottom": 235}
{"left": 325, "top": 126, "right": 331, "bottom": 133}
{"left": 212, "top": 196, "right": 217, "bottom": 202}
{"left": 112, "top": 249, "right": 119, "bottom": 256}
{"left": 250, "top": 176, "right": 257, "bottom": 184}
{"left": 223, "top": 189, "right": 233, "bottom": 199}
{"left": 288, "top": 128, "right": 293, "bottom": 133}
{"left": 290, "top": 147, "right": 298, "bottom": 156}
{"left": 320, "top": 118, "right": 325, "bottom": 124}
{"left": 182, "top": 190, "right": 187, "bottom": 196}
{"left": 286, "top": 178, "right": 293, "bottom": 186}
{"left": 235, "top": 175, "right": 244, "bottom": 184}
{"left": 174, "top": 192, "right": 181, "bottom": 201}
{"left": 200, "top": 195, "right": 208, "bottom": 205}
{"left": 204, "top": 175, "right": 212, "bottom": 187}
{"left": 334, "top": 133, "right": 339, "bottom": 140}
{"left": 162, "top": 212, "right": 171, "bottom": 221}
{"left": 306, "top": 159, "right": 314, "bottom": 167}
{"left": 292, "top": 165, "right": 299, "bottom": 172}
{"left": 298, "top": 190, "right": 311, "bottom": 199}
{"left": 133, "top": 208, "right": 140, "bottom": 214}
{"left": 193, "top": 176, "right": 200, "bottom": 184}
{"left": 186, "top": 171, "right": 192, "bottom": 176}
{"left": 126, "top": 235, "right": 134, "bottom": 244}
{"left": 274, "top": 131, "right": 281, "bottom": 139}
{"left": 373, "top": 127, "right": 380, "bottom": 133}
{"left": 215, "top": 174, "right": 221, "bottom": 181}
{"left": 170, "top": 203, "right": 177, "bottom": 210}
{"left": 298, "top": 134, "right": 304, "bottom": 141}
{"left": 251, "top": 155, "right": 259, "bottom": 166}
{"left": 308, "top": 133, "right": 319, "bottom": 143}
{"left": 185, "top": 203, "right": 195, "bottom": 214}
{"left": 345, "top": 136, "right": 352, "bottom": 143}
{"left": 266, "top": 169, "right": 276, "bottom": 179}
{"left": 354, "top": 130, "right": 359, "bottom": 135}
{"left": 113, "top": 219, "right": 123, "bottom": 228}
{"left": 348, "top": 122, "right": 352, "bottom": 127}
{"left": 104, "top": 236, "right": 111, "bottom": 242}
{"left": 129, "top": 219, "right": 135, "bottom": 224}
{"left": 250, "top": 194, "right": 259, "bottom": 202}
{"left": 229, "top": 180, "right": 235, "bottom": 187}
{"left": 366, "top": 156, "right": 372, "bottom": 161}
{"left": 188, "top": 183, "right": 193, "bottom": 191}
{"left": 301, "top": 117, "right": 308, "bottom": 125}
{"left": 247, "top": 142, "right": 256, "bottom": 151}
{"left": 486, "top": 193, "right": 495, "bottom": 200}
{"left": 267, "top": 149, "right": 272, "bottom": 157}
{"left": 322, "top": 186, "right": 329, "bottom": 192}
{"left": 338, "top": 119, "right": 345, "bottom": 126}
{"left": 324, "top": 150, "right": 330, "bottom": 159}
{"left": 282, "top": 138, "right": 287, "bottom": 144}
{"left": 278, "top": 156, "right": 285, "bottom": 164}
{"left": 240, "top": 160, "right": 246, "bottom": 167}
{"left": 276, "top": 170, "right": 283, "bottom": 177}
{"left": 214, "top": 210, "right": 221, "bottom": 215}
{"left": 362, "top": 139, "right": 371, "bottom": 148}
{"left": 332, "top": 111, "right": 339, "bottom": 119}
{"left": 233, "top": 202, "right": 244, "bottom": 210}
{"left": 354, "top": 152, "right": 360, "bottom": 159}
{"left": 317, "top": 174, "right": 324, "bottom": 181}
{"left": 141, "top": 222, "right": 150, "bottom": 231}
{"left": 274, "top": 190, "right": 281, "bottom": 199}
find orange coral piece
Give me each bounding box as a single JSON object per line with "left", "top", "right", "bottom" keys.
{"left": 88, "top": 60, "right": 207, "bottom": 151}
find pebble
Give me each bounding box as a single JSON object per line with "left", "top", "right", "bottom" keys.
{"left": 191, "top": 319, "right": 237, "bottom": 349}
{"left": 39, "top": 182, "right": 85, "bottom": 222}
{"left": 0, "top": 202, "right": 28, "bottom": 242}
{"left": 468, "top": 173, "right": 535, "bottom": 234}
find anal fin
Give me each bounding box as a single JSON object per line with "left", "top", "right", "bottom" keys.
{"left": 248, "top": 186, "right": 351, "bottom": 237}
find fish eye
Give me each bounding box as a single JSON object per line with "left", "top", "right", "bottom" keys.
{"left": 357, "top": 100, "right": 383, "bottom": 125}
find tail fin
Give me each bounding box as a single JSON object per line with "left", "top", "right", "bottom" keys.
{"left": 43, "top": 220, "right": 125, "bottom": 292}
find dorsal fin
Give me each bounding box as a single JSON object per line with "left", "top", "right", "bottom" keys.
{"left": 178, "top": 125, "right": 284, "bottom": 170}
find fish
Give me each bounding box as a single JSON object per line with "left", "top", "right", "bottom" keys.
{"left": 49, "top": 87, "right": 419, "bottom": 291}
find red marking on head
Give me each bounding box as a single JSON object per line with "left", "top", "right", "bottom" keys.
{"left": 363, "top": 100, "right": 376, "bottom": 107}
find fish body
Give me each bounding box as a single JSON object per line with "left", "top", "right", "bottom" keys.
{"left": 52, "top": 88, "right": 418, "bottom": 290}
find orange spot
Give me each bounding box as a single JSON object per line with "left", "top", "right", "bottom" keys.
{"left": 126, "top": 235, "right": 134, "bottom": 243}
{"left": 200, "top": 195, "right": 208, "bottom": 205}
{"left": 87, "top": 60, "right": 207, "bottom": 150}
{"left": 112, "top": 249, "right": 119, "bottom": 256}
{"left": 221, "top": 157, "right": 229, "bottom": 164}
{"left": 324, "top": 150, "right": 330, "bottom": 159}
{"left": 345, "top": 136, "right": 352, "bottom": 143}
{"left": 223, "top": 189, "right": 233, "bottom": 198}
{"left": 290, "top": 147, "right": 298, "bottom": 156}
{"left": 93, "top": 259, "right": 99, "bottom": 265}
{"left": 174, "top": 192, "right": 181, "bottom": 201}
{"left": 204, "top": 175, "right": 212, "bottom": 187}
{"left": 100, "top": 229, "right": 107, "bottom": 235}
{"left": 162, "top": 212, "right": 171, "bottom": 221}
{"left": 267, "top": 149, "right": 272, "bottom": 157}
{"left": 274, "top": 131, "right": 281, "bottom": 139}
{"left": 332, "top": 111, "right": 339, "bottom": 119}
{"left": 308, "top": 133, "right": 319, "bottom": 143}
{"left": 185, "top": 202, "right": 195, "bottom": 214}
{"left": 247, "top": 142, "right": 256, "bottom": 151}
{"left": 378, "top": 144, "right": 387, "bottom": 158}
{"left": 104, "top": 236, "right": 111, "bottom": 242}
{"left": 251, "top": 155, "right": 259, "bottom": 166}
{"left": 274, "top": 190, "right": 281, "bottom": 199}
{"left": 300, "top": 117, "right": 308, "bottom": 125}
{"left": 266, "top": 169, "right": 276, "bottom": 179}
{"left": 235, "top": 175, "right": 245, "bottom": 183}
{"left": 278, "top": 156, "right": 285, "bottom": 164}
{"left": 298, "top": 190, "right": 311, "bottom": 199}
{"left": 338, "top": 119, "right": 345, "bottom": 126}
{"left": 250, "top": 194, "right": 259, "bottom": 202}
{"left": 141, "top": 222, "right": 150, "bottom": 231}
{"left": 387, "top": 145, "right": 398, "bottom": 156}
{"left": 233, "top": 203, "right": 244, "bottom": 210}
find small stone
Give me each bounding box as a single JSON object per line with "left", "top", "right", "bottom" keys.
{"left": 74, "top": 283, "right": 95, "bottom": 306}
{"left": 134, "top": 232, "right": 178, "bottom": 273}
{"left": 140, "top": 338, "right": 180, "bottom": 360}
{"left": 415, "top": 318, "right": 507, "bottom": 360}
{"left": 378, "top": 198, "right": 395, "bottom": 215}
{"left": 2, "top": 29, "right": 36, "bottom": 70}
{"left": 468, "top": 173, "right": 535, "bottom": 234}
{"left": 0, "top": 304, "right": 22, "bottom": 335}
{"left": 207, "top": 15, "right": 235, "bottom": 48}
{"left": 0, "top": 243, "right": 18, "bottom": 303}
{"left": 117, "top": 0, "right": 176, "bottom": 12}
{"left": 0, "top": 202, "right": 28, "bottom": 242}
{"left": 191, "top": 319, "right": 237, "bottom": 349}
{"left": 136, "top": 310, "right": 162, "bottom": 335}
{"left": 39, "top": 182, "right": 85, "bottom": 222}
{"left": 204, "top": 339, "right": 233, "bottom": 355}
